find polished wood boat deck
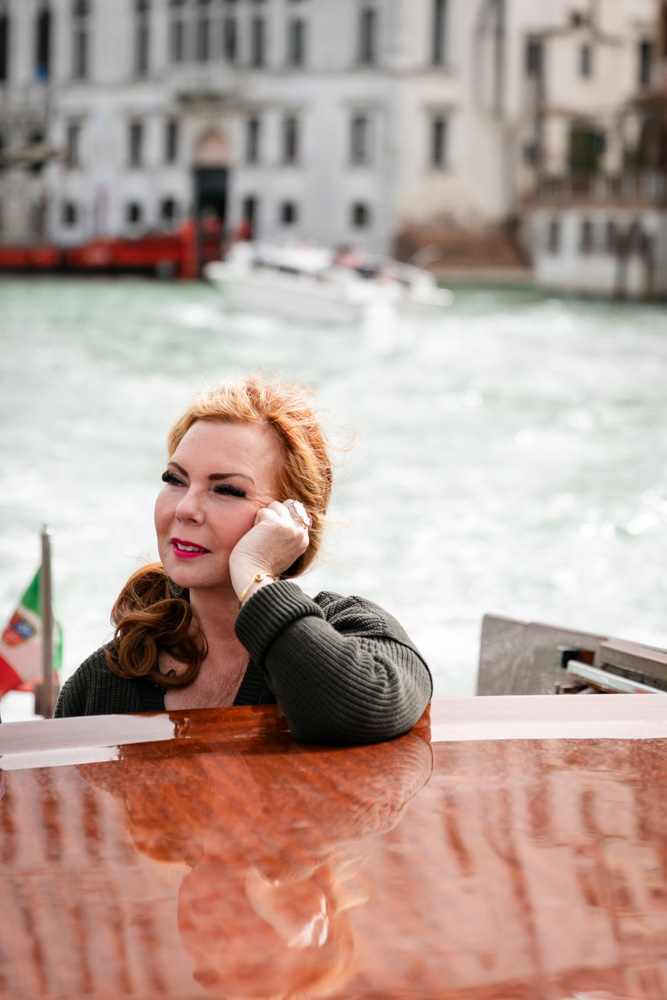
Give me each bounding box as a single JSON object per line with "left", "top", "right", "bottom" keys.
{"left": 1, "top": 696, "right": 667, "bottom": 999}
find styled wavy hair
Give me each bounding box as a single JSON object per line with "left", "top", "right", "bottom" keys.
{"left": 106, "top": 375, "right": 334, "bottom": 687}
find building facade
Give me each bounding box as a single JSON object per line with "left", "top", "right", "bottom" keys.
{"left": 0, "top": 0, "right": 660, "bottom": 263}
{"left": 526, "top": 0, "right": 667, "bottom": 296}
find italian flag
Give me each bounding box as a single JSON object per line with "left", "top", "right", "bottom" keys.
{"left": 0, "top": 569, "right": 62, "bottom": 696}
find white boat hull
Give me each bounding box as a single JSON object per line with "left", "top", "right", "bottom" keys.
{"left": 206, "top": 263, "right": 366, "bottom": 325}
{"left": 204, "top": 247, "right": 452, "bottom": 326}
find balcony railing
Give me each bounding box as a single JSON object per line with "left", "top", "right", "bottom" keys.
{"left": 166, "top": 64, "right": 240, "bottom": 105}
{"left": 534, "top": 173, "right": 667, "bottom": 206}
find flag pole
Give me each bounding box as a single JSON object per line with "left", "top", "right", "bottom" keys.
{"left": 41, "top": 524, "right": 54, "bottom": 719}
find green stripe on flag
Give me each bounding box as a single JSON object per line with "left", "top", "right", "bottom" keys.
{"left": 22, "top": 569, "right": 41, "bottom": 616}
{"left": 17, "top": 567, "right": 63, "bottom": 674}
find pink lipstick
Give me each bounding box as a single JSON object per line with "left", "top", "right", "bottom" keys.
{"left": 171, "top": 538, "right": 210, "bottom": 559}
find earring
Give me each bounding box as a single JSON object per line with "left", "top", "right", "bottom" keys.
{"left": 167, "top": 577, "right": 184, "bottom": 598}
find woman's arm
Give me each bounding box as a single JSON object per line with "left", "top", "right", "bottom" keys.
{"left": 235, "top": 582, "right": 432, "bottom": 745}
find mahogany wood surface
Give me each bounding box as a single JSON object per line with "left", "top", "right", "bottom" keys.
{"left": 1, "top": 696, "right": 667, "bottom": 999}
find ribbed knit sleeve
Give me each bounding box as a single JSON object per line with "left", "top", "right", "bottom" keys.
{"left": 234, "top": 582, "right": 432, "bottom": 745}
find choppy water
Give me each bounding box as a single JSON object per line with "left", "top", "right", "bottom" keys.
{"left": 2, "top": 277, "right": 667, "bottom": 721}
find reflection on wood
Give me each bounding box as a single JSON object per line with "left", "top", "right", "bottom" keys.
{"left": 1, "top": 700, "right": 667, "bottom": 998}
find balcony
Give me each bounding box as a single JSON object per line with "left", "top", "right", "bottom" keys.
{"left": 0, "top": 83, "right": 51, "bottom": 120}
{"left": 166, "top": 63, "right": 240, "bottom": 107}
{"left": 533, "top": 172, "right": 667, "bottom": 207}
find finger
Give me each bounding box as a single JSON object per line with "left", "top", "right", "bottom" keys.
{"left": 253, "top": 506, "right": 282, "bottom": 526}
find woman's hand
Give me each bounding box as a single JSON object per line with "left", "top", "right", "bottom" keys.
{"left": 229, "top": 500, "right": 310, "bottom": 605}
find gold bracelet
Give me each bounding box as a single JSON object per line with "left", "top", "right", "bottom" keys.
{"left": 239, "top": 572, "right": 275, "bottom": 608}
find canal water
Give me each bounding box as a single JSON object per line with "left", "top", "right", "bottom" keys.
{"left": 2, "top": 277, "right": 667, "bottom": 721}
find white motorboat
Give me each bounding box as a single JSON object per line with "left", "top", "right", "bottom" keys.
{"left": 203, "top": 242, "right": 452, "bottom": 325}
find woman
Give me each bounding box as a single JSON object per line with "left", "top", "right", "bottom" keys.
{"left": 55, "top": 376, "right": 432, "bottom": 744}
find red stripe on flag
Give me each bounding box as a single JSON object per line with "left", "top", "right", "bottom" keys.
{"left": 0, "top": 652, "right": 23, "bottom": 696}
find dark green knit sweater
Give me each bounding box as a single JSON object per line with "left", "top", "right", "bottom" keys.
{"left": 55, "top": 582, "right": 432, "bottom": 745}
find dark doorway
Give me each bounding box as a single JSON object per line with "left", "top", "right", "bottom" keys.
{"left": 194, "top": 167, "right": 228, "bottom": 271}
{"left": 194, "top": 166, "right": 228, "bottom": 223}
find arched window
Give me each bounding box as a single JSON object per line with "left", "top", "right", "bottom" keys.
{"left": 35, "top": 4, "right": 52, "bottom": 81}
{"left": 579, "top": 217, "right": 594, "bottom": 254}
{"left": 72, "top": 0, "right": 91, "bottom": 79}
{"left": 432, "top": 0, "right": 448, "bottom": 66}
{"left": 280, "top": 200, "right": 298, "bottom": 225}
{"left": 287, "top": 17, "right": 306, "bottom": 66}
{"left": 358, "top": 6, "right": 377, "bottom": 65}
{"left": 195, "top": 0, "right": 211, "bottom": 62}
{"left": 282, "top": 115, "right": 299, "bottom": 164}
{"left": 352, "top": 202, "right": 370, "bottom": 228}
{"left": 169, "top": 0, "right": 186, "bottom": 64}
{"left": 250, "top": 14, "right": 266, "bottom": 67}
{"left": 0, "top": 3, "right": 10, "bottom": 83}
{"left": 126, "top": 201, "right": 143, "bottom": 224}
{"left": 135, "top": 0, "right": 150, "bottom": 77}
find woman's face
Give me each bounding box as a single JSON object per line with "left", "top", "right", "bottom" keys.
{"left": 154, "top": 419, "right": 283, "bottom": 593}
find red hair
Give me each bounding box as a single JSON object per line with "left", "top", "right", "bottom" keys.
{"left": 106, "top": 375, "right": 334, "bottom": 686}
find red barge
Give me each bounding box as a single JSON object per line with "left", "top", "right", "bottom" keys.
{"left": 0, "top": 219, "right": 223, "bottom": 279}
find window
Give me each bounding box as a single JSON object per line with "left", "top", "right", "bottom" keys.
{"left": 359, "top": 6, "right": 377, "bottom": 65}
{"left": 0, "top": 5, "right": 8, "bottom": 83}
{"left": 638, "top": 40, "right": 652, "bottom": 87}
{"left": 245, "top": 116, "right": 261, "bottom": 164}
{"left": 135, "top": 0, "right": 150, "bottom": 76}
{"left": 127, "top": 201, "right": 143, "bottom": 224}
{"left": 523, "top": 141, "right": 538, "bottom": 165}
{"left": 250, "top": 16, "right": 266, "bottom": 67}
{"left": 161, "top": 196, "right": 179, "bottom": 222}
{"left": 525, "top": 39, "right": 542, "bottom": 76}
{"left": 569, "top": 127, "right": 605, "bottom": 173}
{"left": 165, "top": 118, "right": 179, "bottom": 163}
{"left": 287, "top": 18, "right": 305, "bottom": 66}
{"left": 280, "top": 200, "right": 298, "bottom": 225}
{"left": 282, "top": 115, "right": 299, "bottom": 164}
{"left": 26, "top": 129, "right": 46, "bottom": 174}
{"left": 431, "top": 116, "right": 448, "bottom": 168}
{"left": 350, "top": 114, "right": 370, "bottom": 165}
{"left": 66, "top": 121, "right": 81, "bottom": 167}
{"left": 580, "top": 44, "right": 592, "bottom": 77}
{"left": 72, "top": 0, "right": 90, "bottom": 80}
{"left": 546, "top": 218, "right": 560, "bottom": 254}
{"left": 62, "top": 200, "right": 78, "bottom": 226}
{"left": 241, "top": 195, "right": 257, "bottom": 238}
{"left": 35, "top": 3, "right": 52, "bottom": 81}
{"left": 352, "top": 202, "right": 370, "bottom": 228}
{"left": 222, "top": 16, "right": 237, "bottom": 62}
{"left": 129, "top": 122, "right": 144, "bottom": 167}
{"left": 432, "top": 0, "right": 448, "bottom": 66}
{"left": 170, "top": 0, "right": 186, "bottom": 63}
{"left": 195, "top": 0, "right": 211, "bottom": 61}
{"left": 605, "top": 219, "right": 617, "bottom": 253}
{"left": 580, "top": 217, "right": 593, "bottom": 254}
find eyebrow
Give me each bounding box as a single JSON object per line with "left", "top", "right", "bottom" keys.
{"left": 168, "top": 461, "right": 254, "bottom": 484}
